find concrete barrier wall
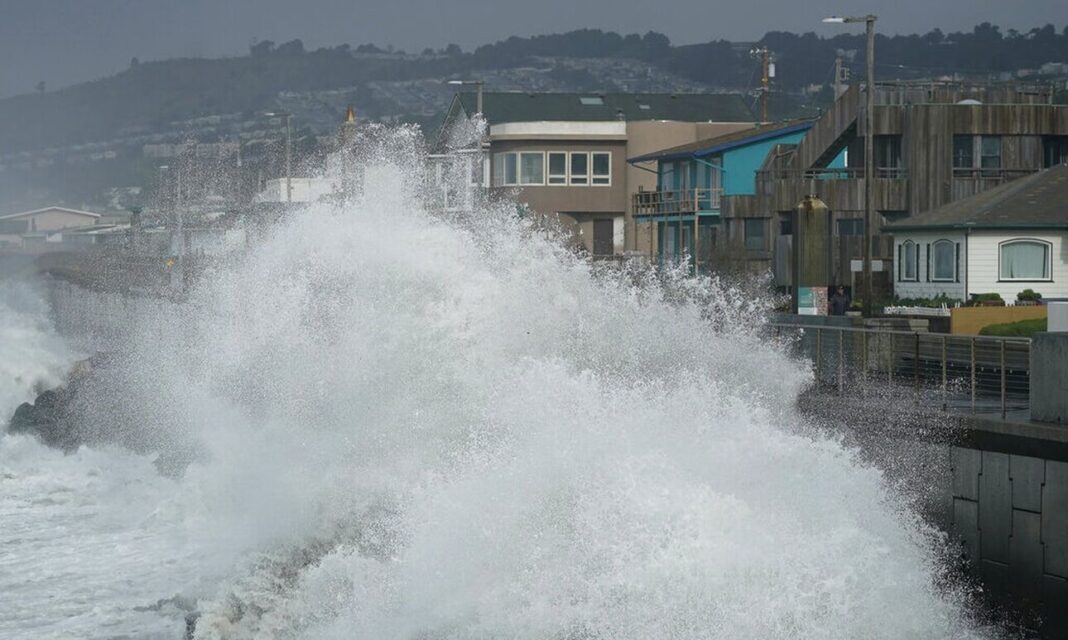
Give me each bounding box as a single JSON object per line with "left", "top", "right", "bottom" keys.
{"left": 952, "top": 446, "right": 1068, "bottom": 634}
{"left": 950, "top": 306, "right": 1047, "bottom": 335}
{"left": 1031, "top": 332, "right": 1068, "bottom": 424}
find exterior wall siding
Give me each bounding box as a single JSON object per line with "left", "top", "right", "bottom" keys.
{"left": 721, "top": 131, "right": 807, "bottom": 195}
{"left": 892, "top": 231, "right": 967, "bottom": 300}
{"left": 966, "top": 230, "right": 1068, "bottom": 301}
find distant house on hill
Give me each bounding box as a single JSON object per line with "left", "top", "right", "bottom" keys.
{"left": 433, "top": 91, "right": 758, "bottom": 256}
{"left": 0, "top": 206, "right": 101, "bottom": 251}
{"left": 885, "top": 163, "right": 1068, "bottom": 302}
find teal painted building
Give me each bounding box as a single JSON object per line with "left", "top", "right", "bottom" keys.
{"left": 630, "top": 120, "right": 831, "bottom": 267}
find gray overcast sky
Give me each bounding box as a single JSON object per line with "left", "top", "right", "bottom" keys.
{"left": 1, "top": 0, "right": 1066, "bottom": 98}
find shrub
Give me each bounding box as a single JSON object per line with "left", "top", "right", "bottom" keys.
{"left": 979, "top": 317, "right": 1048, "bottom": 336}
{"left": 891, "top": 293, "right": 960, "bottom": 307}
{"left": 1017, "top": 288, "right": 1043, "bottom": 302}
{"left": 969, "top": 292, "right": 1004, "bottom": 306}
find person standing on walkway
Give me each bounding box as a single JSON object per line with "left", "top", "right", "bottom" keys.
{"left": 829, "top": 285, "right": 851, "bottom": 316}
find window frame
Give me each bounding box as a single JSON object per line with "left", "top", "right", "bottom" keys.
{"left": 743, "top": 218, "right": 766, "bottom": 252}
{"left": 547, "top": 152, "right": 567, "bottom": 185}
{"left": 998, "top": 238, "right": 1053, "bottom": 282}
{"left": 899, "top": 240, "right": 918, "bottom": 282}
{"left": 930, "top": 239, "right": 956, "bottom": 282}
{"left": 518, "top": 151, "right": 545, "bottom": 186}
{"left": 591, "top": 152, "right": 611, "bottom": 186}
{"left": 569, "top": 152, "right": 589, "bottom": 186}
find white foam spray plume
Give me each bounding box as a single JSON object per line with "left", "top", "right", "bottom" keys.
{"left": 2, "top": 122, "right": 988, "bottom": 639}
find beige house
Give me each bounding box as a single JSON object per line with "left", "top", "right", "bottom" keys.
{"left": 0, "top": 206, "right": 101, "bottom": 252}
{"left": 435, "top": 92, "right": 757, "bottom": 256}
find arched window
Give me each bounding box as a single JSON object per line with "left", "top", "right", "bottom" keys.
{"left": 899, "top": 240, "right": 918, "bottom": 282}
{"left": 931, "top": 239, "right": 956, "bottom": 281}
{"left": 999, "top": 239, "right": 1051, "bottom": 281}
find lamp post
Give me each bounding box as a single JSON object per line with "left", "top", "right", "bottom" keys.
{"left": 265, "top": 111, "right": 293, "bottom": 203}
{"left": 824, "top": 14, "right": 876, "bottom": 317}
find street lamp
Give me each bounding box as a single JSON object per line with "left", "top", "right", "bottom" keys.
{"left": 265, "top": 111, "right": 293, "bottom": 203}
{"left": 447, "top": 79, "right": 484, "bottom": 117}
{"left": 824, "top": 14, "right": 876, "bottom": 317}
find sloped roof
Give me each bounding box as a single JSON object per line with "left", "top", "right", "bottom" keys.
{"left": 450, "top": 92, "right": 755, "bottom": 126}
{"left": 0, "top": 206, "right": 101, "bottom": 221}
{"left": 885, "top": 164, "right": 1068, "bottom": 231}
{"left": 628, "top": 119, "right": 815, "bottom": 163}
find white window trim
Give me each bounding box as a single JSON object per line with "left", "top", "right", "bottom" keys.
{"left": 493, "top": 150, "right": 612, "bottom": 187}
{"left": 998, "top": 238, "right": 1053, "bottom": 282}
{"left": 900, "top": 240, "right": 918, "bottom": 282}
{"left": 930, "top": 239, "right": 957, "bottom": 282}
{"left": 591, "top": 151, "right": 611, "bottom": 186}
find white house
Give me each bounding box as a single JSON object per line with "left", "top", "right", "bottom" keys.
{"left": 886, "top": 164, "right": 1068, "bottom": 302}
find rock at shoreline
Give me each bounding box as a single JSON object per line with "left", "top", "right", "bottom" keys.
{"left": 9, "top": 387, "right": 82, "bottom": 451}
{"left": 5, "top": 354, "right": 204, "bottom": 476}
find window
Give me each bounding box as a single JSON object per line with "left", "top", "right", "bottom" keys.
{"left": 570, "top": 152, "right": 588, "bottom": 185}
{"left": 519, "top": 152, "right": 544, "bottom": 185}
{"left": 953, "top": 135, "right": 1001, "bottom": 176}
{"left": 837, "top": 218, "right": 864, "bottom": 236}
{"left": 779, "top": 217, "right": 793, "bottom": 236}
{"left": 980, "top": 136, "right": 1002, "bottom": 176}
{"left": 1044, "top": 136, "right": 1068, "bottom": 168}
{"left": 931, "top": 239, "right": 956, "bottom": 281}
{"left": 548, "top": 152, "right": 567, "bottom": 184}
{"left": 493, "top": 152, "right": 518, "bottom": 186}
{"left": 1000, "top": 239, "right": 1051, "bottom": 280}
{"left": 952, "top": 136, "right": 974, "bottom": 173}
{"left": 591, "top": 152, "right": 611, "bottom": 185}
{"left": 744, "top": 219, "right": 766, "bottom": 251}
{"left": 874, "top": 135, "right": 903, "bottom": 175}
{"left": 900, "top": 240, "right": 918, "bottom": 281}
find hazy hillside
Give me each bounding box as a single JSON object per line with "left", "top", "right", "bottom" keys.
{"left": 0, "top": 24, "right": 1065, "bottom": 213}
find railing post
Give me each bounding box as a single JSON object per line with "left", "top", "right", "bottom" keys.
{"left": 944, "top": 335, "right": 952, "bottom": 410}
{"left": 914, "top": 332, "right": 920, "bottom": 392}
{"left": 1001, "top": 339, "right": 1007, "bottom": 420}
{"left": 888, "top": 332, "right": 893, "bottom": 386}
{"left": 861, "top": 330, "right": 868, "bottom": 388}
{"left": 816, "top": 328, "right": 823, "bottom": 386}
{"left": 970, "top": 337, "right": 977, "bottom": 414}
{"left": 838, "top": 329, "right": 844, "bottom": 395}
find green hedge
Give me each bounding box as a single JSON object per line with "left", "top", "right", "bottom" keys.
{"left": 978, "top": 317, "right": 1048, "bottom": 337}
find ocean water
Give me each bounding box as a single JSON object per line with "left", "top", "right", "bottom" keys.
{"left": 1, "top": 126, "right": 988, "bottom": 639}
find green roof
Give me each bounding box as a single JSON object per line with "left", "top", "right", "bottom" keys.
{"left": 450, "top": 91, "right": 754, "bottom": 126}
{"left": 885, "top": 164, "right": 1068, "bottom": 231}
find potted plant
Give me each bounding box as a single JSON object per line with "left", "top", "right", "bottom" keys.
{"left": 846, "top": 300, "right": 863, "bottom": 317}
{"left": 1016, "top": 289, "right": 1043, "bottom": 306}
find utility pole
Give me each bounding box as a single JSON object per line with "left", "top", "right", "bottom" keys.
{"left": 751, "top": 46, "right": 772, "bottom": 123}
{"left": 265, "top": 111, "right": 293, "bottom": 203}
{"left": 833, "top": 56, "right": 843, "bottom": 99}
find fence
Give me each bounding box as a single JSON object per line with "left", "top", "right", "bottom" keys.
{"left": 770, "top": 323, "right": 1031, "bottom": 419}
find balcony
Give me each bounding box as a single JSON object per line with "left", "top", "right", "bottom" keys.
{"left": 632, "top": 188, "right": 722, "bottom": 218}
{"left": 756, "top": 167, "right": 909, "bottom": 212}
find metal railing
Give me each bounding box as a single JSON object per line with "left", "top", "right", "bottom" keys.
{"left": 770, "top": 323, "right": 1031, "bottom": 420}
{"left": 758, "top": 166, "right": 908, "bottom": 181}
{"left": 632, "top": 188, "right": 722, "bottom": 217}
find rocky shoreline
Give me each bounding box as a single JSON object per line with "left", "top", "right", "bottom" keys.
{"left": 6, "top": 353, "right": 202, "bottom": 477}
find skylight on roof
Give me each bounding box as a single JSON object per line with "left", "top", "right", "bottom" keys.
{"left": 579, "top": 96, "right": 604, "bottom": 106}
{"left": 638, "top": 103, "right": 651, "bottom": 110}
